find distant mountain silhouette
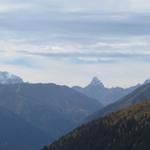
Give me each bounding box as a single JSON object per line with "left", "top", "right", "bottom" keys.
{"left": 88, "top": 82, "right": 150, "bottom": 121}
{"left": 73, "top": 77, "right": 139, "bottom": 106}
{"left": 46, "top": 101, "right": 150, "bottom": 150}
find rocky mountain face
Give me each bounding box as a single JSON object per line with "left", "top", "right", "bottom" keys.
{"left": 73, "top": 77, "right": 139, "bottom": 106}
{"left": 46, "top": 101, "right": 150, "bottom": 150}
{"left": 0, "top": 71, "right": 23, "bottom": 84}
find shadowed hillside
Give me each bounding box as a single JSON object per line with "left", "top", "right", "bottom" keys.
{"left": 0, "top": 106, "right": 49, "bottom": 150}
{"left": 45, "top": 101, "right": 150, "bottom": 150}
{"left": 0, "top": 83, "right": 101, "bottom": 143}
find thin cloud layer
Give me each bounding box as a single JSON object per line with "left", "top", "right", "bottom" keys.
{"left": 0, "top": 0, "right": 150, "bottom": 87}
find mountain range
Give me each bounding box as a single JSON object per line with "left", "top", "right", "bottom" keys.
{"left": 73, "top": 77, "right": 140, "bottom": 106}
{"left": 0, "top": 71, "right": 103, "bottom": 150}
{"left": 0, "top": 71, "right": 150, "bottom": 150}
{"left": 88, "top": 82, "right": 150, "bottom": 121}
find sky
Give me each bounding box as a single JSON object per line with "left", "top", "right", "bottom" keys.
{"left": 1, "top": 0, "right": 150, "bottom": 87}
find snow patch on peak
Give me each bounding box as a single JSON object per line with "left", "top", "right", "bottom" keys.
{"left": 0, "top": 71, "right": 23, "bottom": 84}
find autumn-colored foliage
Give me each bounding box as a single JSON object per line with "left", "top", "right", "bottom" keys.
{"left": 44, "top": 101, "right": 150, "bottom": 150}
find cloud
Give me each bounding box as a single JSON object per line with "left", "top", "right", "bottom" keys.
{"left": 0, "top": 0, "right": 150, "bottom": 87}
{"left": 0, "top": 35, "right": 150, "bottom": 65}
{"left": 1, "top": 0, "right": 150, "bottom": 13}
{"left": 4, "top": 58, "right": 38, "bottom": 68}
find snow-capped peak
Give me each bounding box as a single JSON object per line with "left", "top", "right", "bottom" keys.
{"left": 0, "top": 71, "right": 23, "bottom": 84}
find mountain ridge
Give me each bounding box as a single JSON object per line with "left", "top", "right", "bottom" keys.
{"left": 87, "top": 82, "right": 150, "bottom": 122}
{"left": 73, "top": 77, "right": 140, "bottom": 106}
{"left": 0, "top": 82, "right": 102, "bottom": 145}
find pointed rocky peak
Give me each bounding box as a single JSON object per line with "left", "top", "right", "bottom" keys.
{"left": 0, "top": 71, "right": 23, "bottom": 84}
{"left": 87, "top": 77, "right": 104, "bottom": 88}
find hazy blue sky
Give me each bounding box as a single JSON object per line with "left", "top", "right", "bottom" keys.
{"left": 1, "top": 0, "right": 150, "bottom": 87}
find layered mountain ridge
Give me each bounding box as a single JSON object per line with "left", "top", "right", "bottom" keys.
{"left": 0, "top": 71, "right": 150, "bottom": 150}
{"left": 88, "top": 82, "right": 150, "bottom": 121}
{"left": 73, "top": 77, "right": 140, "bottom": 106}
{"left": 0, "top": 82, "right": 102, "bottom": 149}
